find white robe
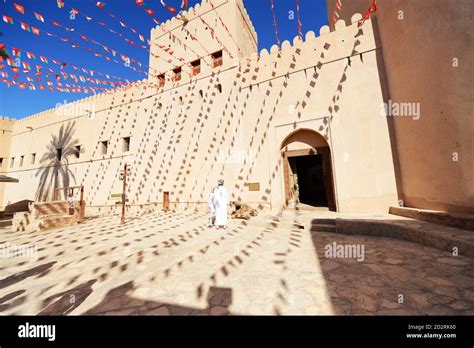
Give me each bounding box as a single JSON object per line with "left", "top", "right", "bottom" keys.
{"left": 207, "top": 192, "right": 215, "bottom": 213}
{"left": 213, "top": 186, "right": 229, "bottom": 226}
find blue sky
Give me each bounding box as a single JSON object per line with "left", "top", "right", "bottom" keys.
{"left": 0, "top": 0, "right": 328, "bottom": 119}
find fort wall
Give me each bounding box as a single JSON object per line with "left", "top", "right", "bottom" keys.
{"left": 326, "top": 0, "right": 474, "bottom": 214}
{"left": 0, "top": 116, "right": 15, "bottom": 210}
{"left": 1, "top": 1, "right": 398, "bottom": 214}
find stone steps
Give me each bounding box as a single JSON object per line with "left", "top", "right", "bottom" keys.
{"left": 332, "top": 218, "right": 474, "bottom": 257}
{"left": 39, "top": 215, "right": 78, "bottom": 230}
{"left": 0, "top": 218, "right": 12, "bottom": 228}
{"left": 33, "top": 201, "right": 70, "bottom": 217}
{"left": 11, "top": 200, "right": 83, "bottom": 232}
{"left": 310, "top": 223, "right": 336, "bottom": 233}
{"left": 389, "top": 206, "right": 474, "bottom": 231}
{"left": 282, "top": 212, "right": 474, "bottom": 257}
{"left": 310, "top": 218, "right": 336, "bottom": 233}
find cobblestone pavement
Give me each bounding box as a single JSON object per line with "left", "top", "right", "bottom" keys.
{"left": 0, "top": 210, "right": 472, "bottom": 315}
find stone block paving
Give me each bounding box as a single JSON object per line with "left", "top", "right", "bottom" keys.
{"left": 0, "top": 209, "right": 472, "bottom": 315}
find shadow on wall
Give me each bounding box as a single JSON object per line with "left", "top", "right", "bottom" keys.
{"left": 35, "top": 122, "right": 79, "bottom": 202}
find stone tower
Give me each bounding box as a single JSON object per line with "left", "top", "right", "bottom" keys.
{"left": 148, "top": 0, "right": 258, "bottom": 80}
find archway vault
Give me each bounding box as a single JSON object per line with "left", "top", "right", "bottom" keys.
{"left": 280, "top": 128, "right": 336, "bottom": 211}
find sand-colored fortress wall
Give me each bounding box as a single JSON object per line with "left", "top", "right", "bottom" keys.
{"left": 327, "top": 0, "right": 474, "bottom": 214}
{"left": 1, "top": 0, "right": 398, "bottom": 214}
{"left": 0, "top": 116, "right": 14, "bottom": 169}
{"left": 0, "top": 116, "right": 15, "bottom": 210}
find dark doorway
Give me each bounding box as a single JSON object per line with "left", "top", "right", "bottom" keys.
{"left": 289, "top": 155, "right": 328, "bottom": 207}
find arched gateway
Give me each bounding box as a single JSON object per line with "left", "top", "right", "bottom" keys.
{"left": 280, "top": 129, "right": 336, "bottom": 211}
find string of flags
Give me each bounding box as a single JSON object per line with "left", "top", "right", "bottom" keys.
{"left": 296, "top": 0, "right": 303, "bottom": 39}
{"left": 1, "top": 53, "right": 180, "bottom": 94}
{"left": 159, "top": 0, "right": 189, "bottom": 14}
{"left": 2, "top": 19, "right": 149, "bottom": 79}
{"left": 98, "top": 6, "right": 186, "bottom": 67}
{"left": 97, "top": 1, "right": 198, "bottom": 67}
{"left": 128, "top": 3, "right": 216, "bottom": 72}
{"left": 134, "top": 0, "right": 225, "bottom": 67}
{"left": 6, "top": 1, "right": 152, "bottom": 76}
{"left": 359, "top": 0, "right": 378, "bottom": 26}
{"left": 0, "top": 44, "right": 129, "bottom": 85}
{"left": 331, "top": 0, "right": 343, "bottom": 25}
{"left": 0, "top": 44, "right": 130, "bottom": 84}
{"left": 50, "top": 0, "right": 151, "bottom": 53}
{"left": 3, "top": 12, "right": 40, "bottom": 35}
{"left": 0, "top": 58, "right": 119, "bottom": 93}
{"left": 0, "top": 77, "right": 113, "bottom": 94}
{"left": 75, "top": 0, "right": 212, "bottom": 75}
{"left": 0, "top": 60, "right": 123, "bottom": 90}
{"left": 3, "top": 0, "right": 226, "bottom": 94}
{"left": 5, "top": 7, "right": 191, "bottom": 83}
{"left": 1, "top": 0, "right": 254, "bottom": 95}
{"left": 270, "top": 0, "right": 281, "bottom": 48}
{"left": 43, "top": 0, "right": 189, "bottom": 74}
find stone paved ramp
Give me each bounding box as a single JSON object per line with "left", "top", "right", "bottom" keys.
{"left": 0, "top": 210, "right": 472, "bottom": 315}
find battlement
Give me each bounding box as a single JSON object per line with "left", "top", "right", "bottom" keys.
{"left": 10, "top": 11, "right": 375, "bottom": 133}
{"left": 149, "top": 0, "right": 258, "bottom": 76}
{"left": 0, "top": 116, "right": 15, "bottom": 123}
{"left": 155, "top": 0, "right": 257, "bottom": 44}
{"left": 0, "top": 116, "right": 15, "bottom": 130}
{"left": 154, "top": 0, "right": 225, "bottom": 33}
{"left": 239, "top": 13, "right": 377, "bottom": 87}
{"left": 9, "top": 78, "right": 154, "bottom": 133}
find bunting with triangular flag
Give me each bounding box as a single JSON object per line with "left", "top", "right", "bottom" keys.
{"left": 2, "top": 15, "right": 14, "bottom": 24}
{"left": 34, "top": 12, "right": 44, "bottom": 23}
{"left": 13, "top": 2, "right": 25, "bottom": 14}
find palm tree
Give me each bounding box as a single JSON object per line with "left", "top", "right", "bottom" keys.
{"left": 35, "top": 122, "right": 79, "bottom": 201}
{"left": 0, "top": 32, "right": 9, "bottom": 59}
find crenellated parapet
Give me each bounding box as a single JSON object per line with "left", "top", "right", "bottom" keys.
{"left": 9, "top": 9, "right": 377, "bottom": 134}
{"left": 10, "top": 79, "right": 152, "bottom": 134}
{"left": 239, "top": 13, "right": 377, "bottom": 87}
{"left": 153, "top": 0, "right": 229, "bottom": 34}
{"left": 0, "top": 116, "right": 15, "bottom": 131}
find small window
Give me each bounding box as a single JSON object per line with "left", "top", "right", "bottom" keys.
{"left": 157, "top": 74, "right": 165, "bottom": 88}
{"left": 31, "top": 153, "right": 36, "bottom": 165}
{"left": 0, "top": 158, "right": 3, "bottom": 168}
{"left": 123, "top": 137, "right": 130, "bottom": 153}
{"left": 199, "top": 90, "right": 203, "bottom": 99}
{"left": 172, "top": 67, "right": 182, "bottom": 82}
{"left": 10, "top": 157, "right": 14, "bottom": 168}
{"left": 19, "top": 156, "right": 24, "bottom": 167}
{"left": 216, "top": 84, "right": 222, "bottom": 94}
{"left": 75, "top": 145, "right": 81, "bottom": 159}
{"left": 56, "top": 148, "right": 63, "bottom": 161}
{"left": 212, "top": 50, "right": 223, "bottom": 68}
{"left": 191, "top": 59, "right": 201, "bottom": 76}
{"left": 101, "top": 141, "right": 108, "bottom": 155}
